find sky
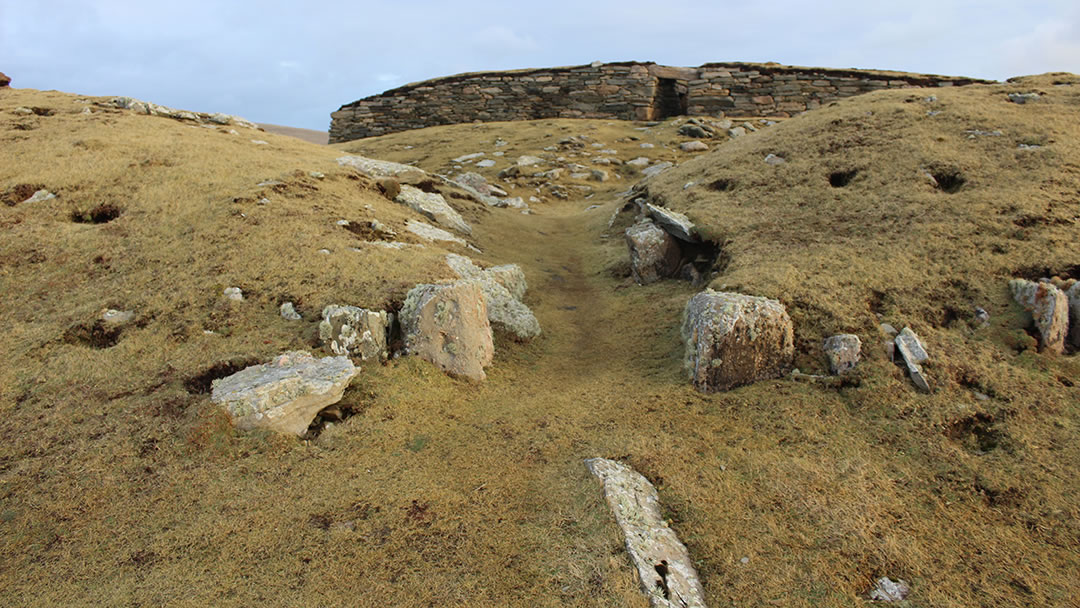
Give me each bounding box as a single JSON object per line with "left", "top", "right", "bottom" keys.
{"left": 2, "top": 1, "right": 1078, "bottom": 130}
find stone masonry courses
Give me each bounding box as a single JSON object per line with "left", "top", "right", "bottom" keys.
{"left": 329, "top": 61, "right": 992, "bottom": 142}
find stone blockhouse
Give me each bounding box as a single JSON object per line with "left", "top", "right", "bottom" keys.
{"left": 330, "top": 61, "right": 991, "bottom": 143}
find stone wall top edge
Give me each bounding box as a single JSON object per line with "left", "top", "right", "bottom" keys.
{"left": 698, "top": 62, "right": 996, "bottom": 85}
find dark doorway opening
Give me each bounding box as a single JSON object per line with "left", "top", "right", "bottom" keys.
{"left": 653, "top": 78, "right": 688, "bottom": 119}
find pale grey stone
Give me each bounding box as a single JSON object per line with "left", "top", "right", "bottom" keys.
{"left": 590, "top": 169, "right": 610, "bottom": 182}
{"left": 641, "top": 161, "right": 673, "bottom": 178}
{"left": 627, "top": 157, "right": 652, "bottom": 168}
{"left": 405, "top": 220, "right": 468, "bottom": 247}
{"left": 211, "top": 351, "right": 357, "bottom": 436}
{"left": 452, "top": 152, "right": 485, "bottom": 163}
{"left": 101, "top": 309, "right": 135, "bottom": 325}
{"left": 399, "top": 280, "right": 494, "bottom": 381}
{"left": 396, "top": 185, "right": 472, "bottom": 235}
{"left": 640, "top": 143, "right": 655, "bottom": 148}
{"left": 895, "top": 327, "right": 930, "bottom": 392}
{"left": 680, "top": 141, "right": 709, "bottom": 152}
{"left": 280, "top": 302, "right": 302, "bottom": 321}
{"left": 646, "top": 203, "right": 698, "bottom": 242}
{"left": 445, "top": 254, "right": 538, "bottom": 340}
{"left": 764, "top": 153, "right": 786, "bottom": 165}
{"left": 626, "top": 221, "right": 681, "bottom": 285}
{"left": 727, "top": 127, "right": 746, "bottom": 138}
{"left": 336, "top": 155, "right": 423, "bottom": 178}
{"left": 251, "top": 140, "right": 269, "bottom": 145}
{"left": 868, "top": 577, "right": 910, "bottom": 602}
{"left": 824, "top": 334, "right": 861, "bottom": 374}
{"left": 223, "top": 287, "right": 244, "bottom": 301}
{"left": 682, "top": 290, "right": 795, "bottom": 392}
{"left": 1007, "top": 92, "right": 1039, "bottom": 104}
{"left": 318, "top": 305, "right": 392, "bottom": 360}
{"left": 584, "top": 458, "right": 707, "bottom": 608}
{"left": 1010, "top": 279, "right": 1069, "bottom": 354}
{"left": 23, "top": 189, "right": 57, "bottom": 203}
{"left": 516, "top": 155, "right": 544, "bottom": 166}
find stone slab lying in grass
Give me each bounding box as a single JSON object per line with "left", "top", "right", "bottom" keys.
{"left": 396, "top": 185, "right": 472, "bottom": 235}
{"left": 585, "top": 458, "right": 706, "bottom": 608}
{"left": 211, "top": 351, "right": 358, "bottom": 436}
{"left": 446, "top": 254, "right": 540, "bottom": 340}
{"left": 681, "top": 290, "right": 794, "bottom": 392}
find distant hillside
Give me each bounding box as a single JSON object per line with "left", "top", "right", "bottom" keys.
{"left": 258, "top": 122, "right": 328, "bottom": 145}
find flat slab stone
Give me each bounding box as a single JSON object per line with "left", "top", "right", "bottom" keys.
{"left": 396, "top": 185, "right": 472, "bottom": 235}
{"left": 585, "top": 458, "right": 707, "bottom": 608}
{"left": 211, "top": 351, "right": 357, "bottom": 436}
{"left": 895, "top": 327, "right": 930, "bottom": 392}
{"left": 405, "top": 220, "right": 468, "bottom": 247}
{"left": 646, "top": 203, "right": 698, "bottom": 242}
{"left": 336, "top": 155, "right": 423, "bottom": 178}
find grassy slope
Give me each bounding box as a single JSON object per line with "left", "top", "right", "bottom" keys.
{"left": 0, "top": 77, "right": 1077, "bottom": 608}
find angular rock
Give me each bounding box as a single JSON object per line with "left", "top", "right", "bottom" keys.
{"left": 395, "top": 185, "right": 472, "bottom": 235}
{"left": 280, "top": 302, "right": 302, "bottom": 321}
{"left": 627, "top": 157, "right": 652, "bottom": 168}
{"left": 1009, "top": 279, "right": 1069, "bottom": 354}
{"left": 1068, "top": 283, "right": 1080, "bottom": 348}
{"left": 223, "top": 287, "right": 244, "bottom": 301}
{"left": 454, "top": 172, "right": 497, "bottom": 195}
{"left": 589, "top": 169, "right": 609, "bottom": 182}
{"left": 584, "top": 458, "right": 707, "bottom": 608}
{"left": 445, "top": 254, "right": 539, "bottom": 340}
{"left": 682, "top": 290, "right": 795, "bottom": 392}
{"left": 23, "top": 189, "right": 57, "bottom": 204}
{"left": 823, "top": 334, "right": 861, "bottom": 374}
{"left": 678, "top": 124, "right": 710, "bottom": 138}
{"left": 895, "top": 327, "right": 930, "bottom": 392}
{"left": 475, "top": 159, "right": 496, "bottom": 168}
{"left": 400, "top": 280, "right": 494, "bottom": 381}
{"left": 646, "top": 203, "right": 698, "bottom": 242}
{"left": 1007, "top": 92, "right": 1039, "bottom": 104}
{"left": 452, "top": 152, "right": 485, "bottom": 163}
{"left": 336, "top": 155, "right": 424, "bottom": 180}
{"left": 764, "top": 153, "right": 786, "bottom": 165}
{"left": 868, "top": 577, "right": 910, "bottom": 602}
{"left": 626, "top": 221, "right": 681, "bottom": 285}
{"left": 0, "top": 72, "right": 10, "bottom": 87}
{"left": 641, "top": 161, "right": 673, "bottom": 179}
{"left": 319, "top": 305, "right": 392, "bottom": 360}
{"left": 680, "top": 141, "right": 708, "bottom": 152}
{"left": 516, "top": 155, "right": 544, "bottom": 166}
{"left": 211, "top": 351, "right": 358, "bottom": 436}
{"left": 405, "top": 220, "right": 468, "bottom": 247}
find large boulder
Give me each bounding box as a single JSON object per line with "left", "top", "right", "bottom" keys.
{"left": 211, "top": 351, "right": 357, "bottom": 436}
{"left": 681, "top": 290, "right": 794, "bottom": 392}
{"left": 318, "top": 305, "right": 392, "bottom": 361}
{"left": 445, "top": 254, "right": 540, "bottom": 340}
{"left": 1010, "top": 279, "right": 1069, "bottom": 354}
{"left": 585, "top": 458, "right": 707, "bottom": 608}
{"left": 400, "top": 280, "right": 494, "bottom": 381}
{"left": 626, "top": 220, "right": 681, "bottom": 284}
{"left": 396, "top": 185, "right": 472, "bottom": 235}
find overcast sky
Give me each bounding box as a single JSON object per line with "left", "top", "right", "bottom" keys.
{"left": 2, "top": 1, "right": 1077, "bottom": 130}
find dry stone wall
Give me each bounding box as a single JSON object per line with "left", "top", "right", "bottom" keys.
{"left": 330, "top": 61, "right": 991, "bottom": 143}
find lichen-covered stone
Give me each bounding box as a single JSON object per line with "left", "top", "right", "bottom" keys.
{"left": 681, "top": 290, "right": 794, "bottom": 392}
{"left": 395, "top": 185, "right": 472, "bottom": 235}
{"left": 646, "top": 203, "right": 698, "bottom": 242}
{"left": 626, "top": 221, "right": 681, "bottom": 285}
{"left": 1010, "top": 279, "right": 1069, "bottom": 354}
{"left": 399, "top": 280, "right": 494, "bottom": 381}
{"left": 445, "top": 254, "right": 539, "bottom": 340}
{"left": 405, "top": 220, "right": 468, "bottom": 247}
{"left": 585, "top": 458, "right": 706, "bottom": 608}
{"left": 211, "top": 351, "right": 357, "bottom": 436}
{"left": 895, "top": 327, "right": 930, "bottom": 392}
{"left": 318, "top": 305, "right": 392, "bottom": 361}
{"left": 823, "top": 334, "right": 861, "bottom": 374}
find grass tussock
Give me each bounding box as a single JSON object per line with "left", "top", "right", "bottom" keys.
{"left": 1, "top": 76, "right": 1079, "bottom": 607}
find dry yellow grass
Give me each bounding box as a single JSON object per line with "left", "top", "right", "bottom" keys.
{"left": 0, "top": 76, "right": 1078, "bottom": 607}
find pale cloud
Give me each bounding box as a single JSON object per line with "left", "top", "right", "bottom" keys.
{"left": 1000, "top": 14, "right": 1080, "bottom": 76}
{"left": 473, "top": 25, "right": 539, "bottom": 53}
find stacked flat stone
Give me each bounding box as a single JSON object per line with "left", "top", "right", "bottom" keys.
{"left": 330, "top": 61, "right": 990, "bottom": 142}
